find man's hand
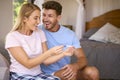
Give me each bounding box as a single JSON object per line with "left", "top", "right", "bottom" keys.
{"left": 61, "top": 64, "right": 78, "bottom": 80}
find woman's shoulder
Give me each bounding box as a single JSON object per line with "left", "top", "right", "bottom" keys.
{"left": 35, "top": 29, "right": 45, "bottom": 36}
{"left": 35, "top": 29, "right": 44, "bottom": 34}
{"left": 6, "top": 31, "right": 18, "bottom": 37}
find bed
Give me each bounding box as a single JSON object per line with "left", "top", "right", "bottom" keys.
{"left": 80, "top": 9, "right": 120, "bottom": 79}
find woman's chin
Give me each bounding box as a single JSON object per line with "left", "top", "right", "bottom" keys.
{"left": 34, "top": 27, "right": 38, "bottom": 31}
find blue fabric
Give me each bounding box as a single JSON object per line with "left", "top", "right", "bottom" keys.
{"left": 10, "top": 72, "right": 60, "bottom": 80}
{"left": 39, "top": 24, "right": 81, "bottom": 74}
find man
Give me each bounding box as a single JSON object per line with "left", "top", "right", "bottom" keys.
{"left": 39, "top": 1, "right": 99, "bottom": 80}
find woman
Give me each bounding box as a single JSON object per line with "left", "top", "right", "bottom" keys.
{"left": 5, "top": 3, "right": 74, "bottom": 80}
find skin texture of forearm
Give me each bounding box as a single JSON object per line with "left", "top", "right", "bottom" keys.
{"left": 74, "top": 48, "right": 88, "bottom": 70}
{"left": 43, "top": 53, "right": 65, "bottom": 65}
{"left": 73, "top": 57, "right": 88, "bottom": 70}
{"left": 55, "top": 48, "right": 88, "bottom": 80}
{"left": 43, "top": 47, "right": 74, "bottom": 65}
{"left": 8, "top": 47, "right": 57, "bottom": 69}
{"left": 25, "top": 50, "right": 54, "bottom": 68}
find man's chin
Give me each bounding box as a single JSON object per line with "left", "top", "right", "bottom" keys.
{"left": 46, "top": 28, "right": 49, "bottom": 30}
{"left": 44, "top": 26, "right": 51, "bottom": 30}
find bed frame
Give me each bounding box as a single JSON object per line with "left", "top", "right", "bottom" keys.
{"left": 86, "top": 9, "right": 120, "bottom": 31}
{"left": 82, "top": 9, "right": 120, "bottom": 79}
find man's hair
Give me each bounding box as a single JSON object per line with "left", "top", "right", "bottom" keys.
{"left": 42, "top": 1, "right": 62, "bottom": 15}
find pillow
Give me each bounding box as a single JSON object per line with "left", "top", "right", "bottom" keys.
{"left": 83, "top": 28, "right": 99, "bottom": 38}
{"left": 89, "top": 23, "right": 120, "bottom": 44}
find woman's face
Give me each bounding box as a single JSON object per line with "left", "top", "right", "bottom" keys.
{"left": 24, "top": 10, "right": 40, "bottom": 31}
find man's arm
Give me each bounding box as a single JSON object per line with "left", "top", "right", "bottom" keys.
{"left": 54, "top": 48, "right": 88, "bottom": 80}
{"left": 72, "top": 48, "right": 88, "bottom": 70}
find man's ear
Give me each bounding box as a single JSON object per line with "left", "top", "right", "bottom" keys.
{"left": 57, "top": 15, "right": 61, "bottom": 21}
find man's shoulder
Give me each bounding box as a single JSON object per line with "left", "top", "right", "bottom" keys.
{"left": 61, "top": 25, "right": 75, "bottom": 34}
{"left": 61, "top": 25, "right": 72, "bottom": 30}
{"left": 38, "top": 24, "right": 44, "bottom": 29}
{"left": 38, "top": 24, "right": 46, "bottom": 32}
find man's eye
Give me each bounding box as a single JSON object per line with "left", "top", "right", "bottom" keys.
{"left": 49, "top": 16, "right": 52, "bottom": 17}
{"left": 49, "top": 15, "right": 54, "bottom": 18}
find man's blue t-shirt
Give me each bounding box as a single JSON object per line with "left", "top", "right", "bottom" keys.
{"left": 39, "top": 24, "right": 81, "bottom": 74}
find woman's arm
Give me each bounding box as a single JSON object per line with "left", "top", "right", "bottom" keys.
{"left": 8, "top": 45, "right": 63, "bottom": 69}
{"left": 42, "top": 42, "right": 75, "bottom": 65}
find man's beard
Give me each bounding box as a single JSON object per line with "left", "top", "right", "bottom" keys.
{"left": 44, "top": 21, "right": 57, "bottom": 31}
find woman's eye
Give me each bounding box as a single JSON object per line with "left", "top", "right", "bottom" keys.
{"left": 34, "top": 18, "right": 37, "bottom": 20}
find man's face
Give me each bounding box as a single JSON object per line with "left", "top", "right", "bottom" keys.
{"left": 42, "top": 9, "right": 61, "bottom": 31}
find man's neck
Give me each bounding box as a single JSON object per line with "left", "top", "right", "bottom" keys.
{"left": 49, "top": 25, "right": 60, "bottom": 32}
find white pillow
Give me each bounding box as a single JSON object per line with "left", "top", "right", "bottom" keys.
{"left": 89, "top": 23, "right": 120, "bottom": 44}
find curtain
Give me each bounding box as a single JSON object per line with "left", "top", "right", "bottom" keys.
{"left": 34, "top": 0, "right": 44, "bottom": 24}
{"left": 34, "top": 0, "right": 44, "bottom": 10}
{"left": 75, "top": 0, "right": 85, "bottom": 40}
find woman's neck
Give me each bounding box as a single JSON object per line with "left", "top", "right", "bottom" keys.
{"left": 18, "top": 29, "right": 33, "bottom": 36}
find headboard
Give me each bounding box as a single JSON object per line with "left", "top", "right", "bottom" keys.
{"left": 86, "top": 9, "right": 120, "bottom": 31}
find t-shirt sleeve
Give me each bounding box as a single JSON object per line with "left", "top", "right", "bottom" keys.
{"left": 72, "top": 33, "right": 81, "bottom": 48}
{"left": 5, "top": 32, "right": 21, "bottom": 49}
{"left": 39, "top": 30, "right": 47, "bottom": 42}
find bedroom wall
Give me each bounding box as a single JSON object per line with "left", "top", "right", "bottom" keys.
{"left": 85, "top": 0, "right": 120, "bottom": 21}
{"left": 0, "top": 0, "right": 12, "bottom": 47}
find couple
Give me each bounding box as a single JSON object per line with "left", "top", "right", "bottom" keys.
{"left": 5, "top": 1, "right": 99, "bottom": 80}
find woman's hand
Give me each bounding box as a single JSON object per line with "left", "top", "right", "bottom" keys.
{"left": 63, "top": 46, "right": 75, "bottom": 56}
{"left": 49, "top": 45, "right": 64, "bottom": 56}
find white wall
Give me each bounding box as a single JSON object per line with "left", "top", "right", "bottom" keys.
{"left": 85, "top": 0, "right": 120, "bottom": 21}
{"left": 58, "top": 0, "right": 78, "bottom": 30}
{"left": 0, "top": 0, "right": 13, "bottom": 46}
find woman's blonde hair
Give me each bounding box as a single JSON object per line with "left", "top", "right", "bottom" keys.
{"left": 11, "top": 3, "right": 40, "bottom": 32}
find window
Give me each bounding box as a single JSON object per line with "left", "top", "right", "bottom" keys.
{"left": 13, "top": 0, "right": 34, "bottom": 23}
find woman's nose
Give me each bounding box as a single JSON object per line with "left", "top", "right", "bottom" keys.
{"left": 37, "top": 18, "right": 40, "bottom": 24}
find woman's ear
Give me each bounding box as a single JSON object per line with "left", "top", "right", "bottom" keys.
{"left": 23, "top": 17, "right": 28, "bottom": 22}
